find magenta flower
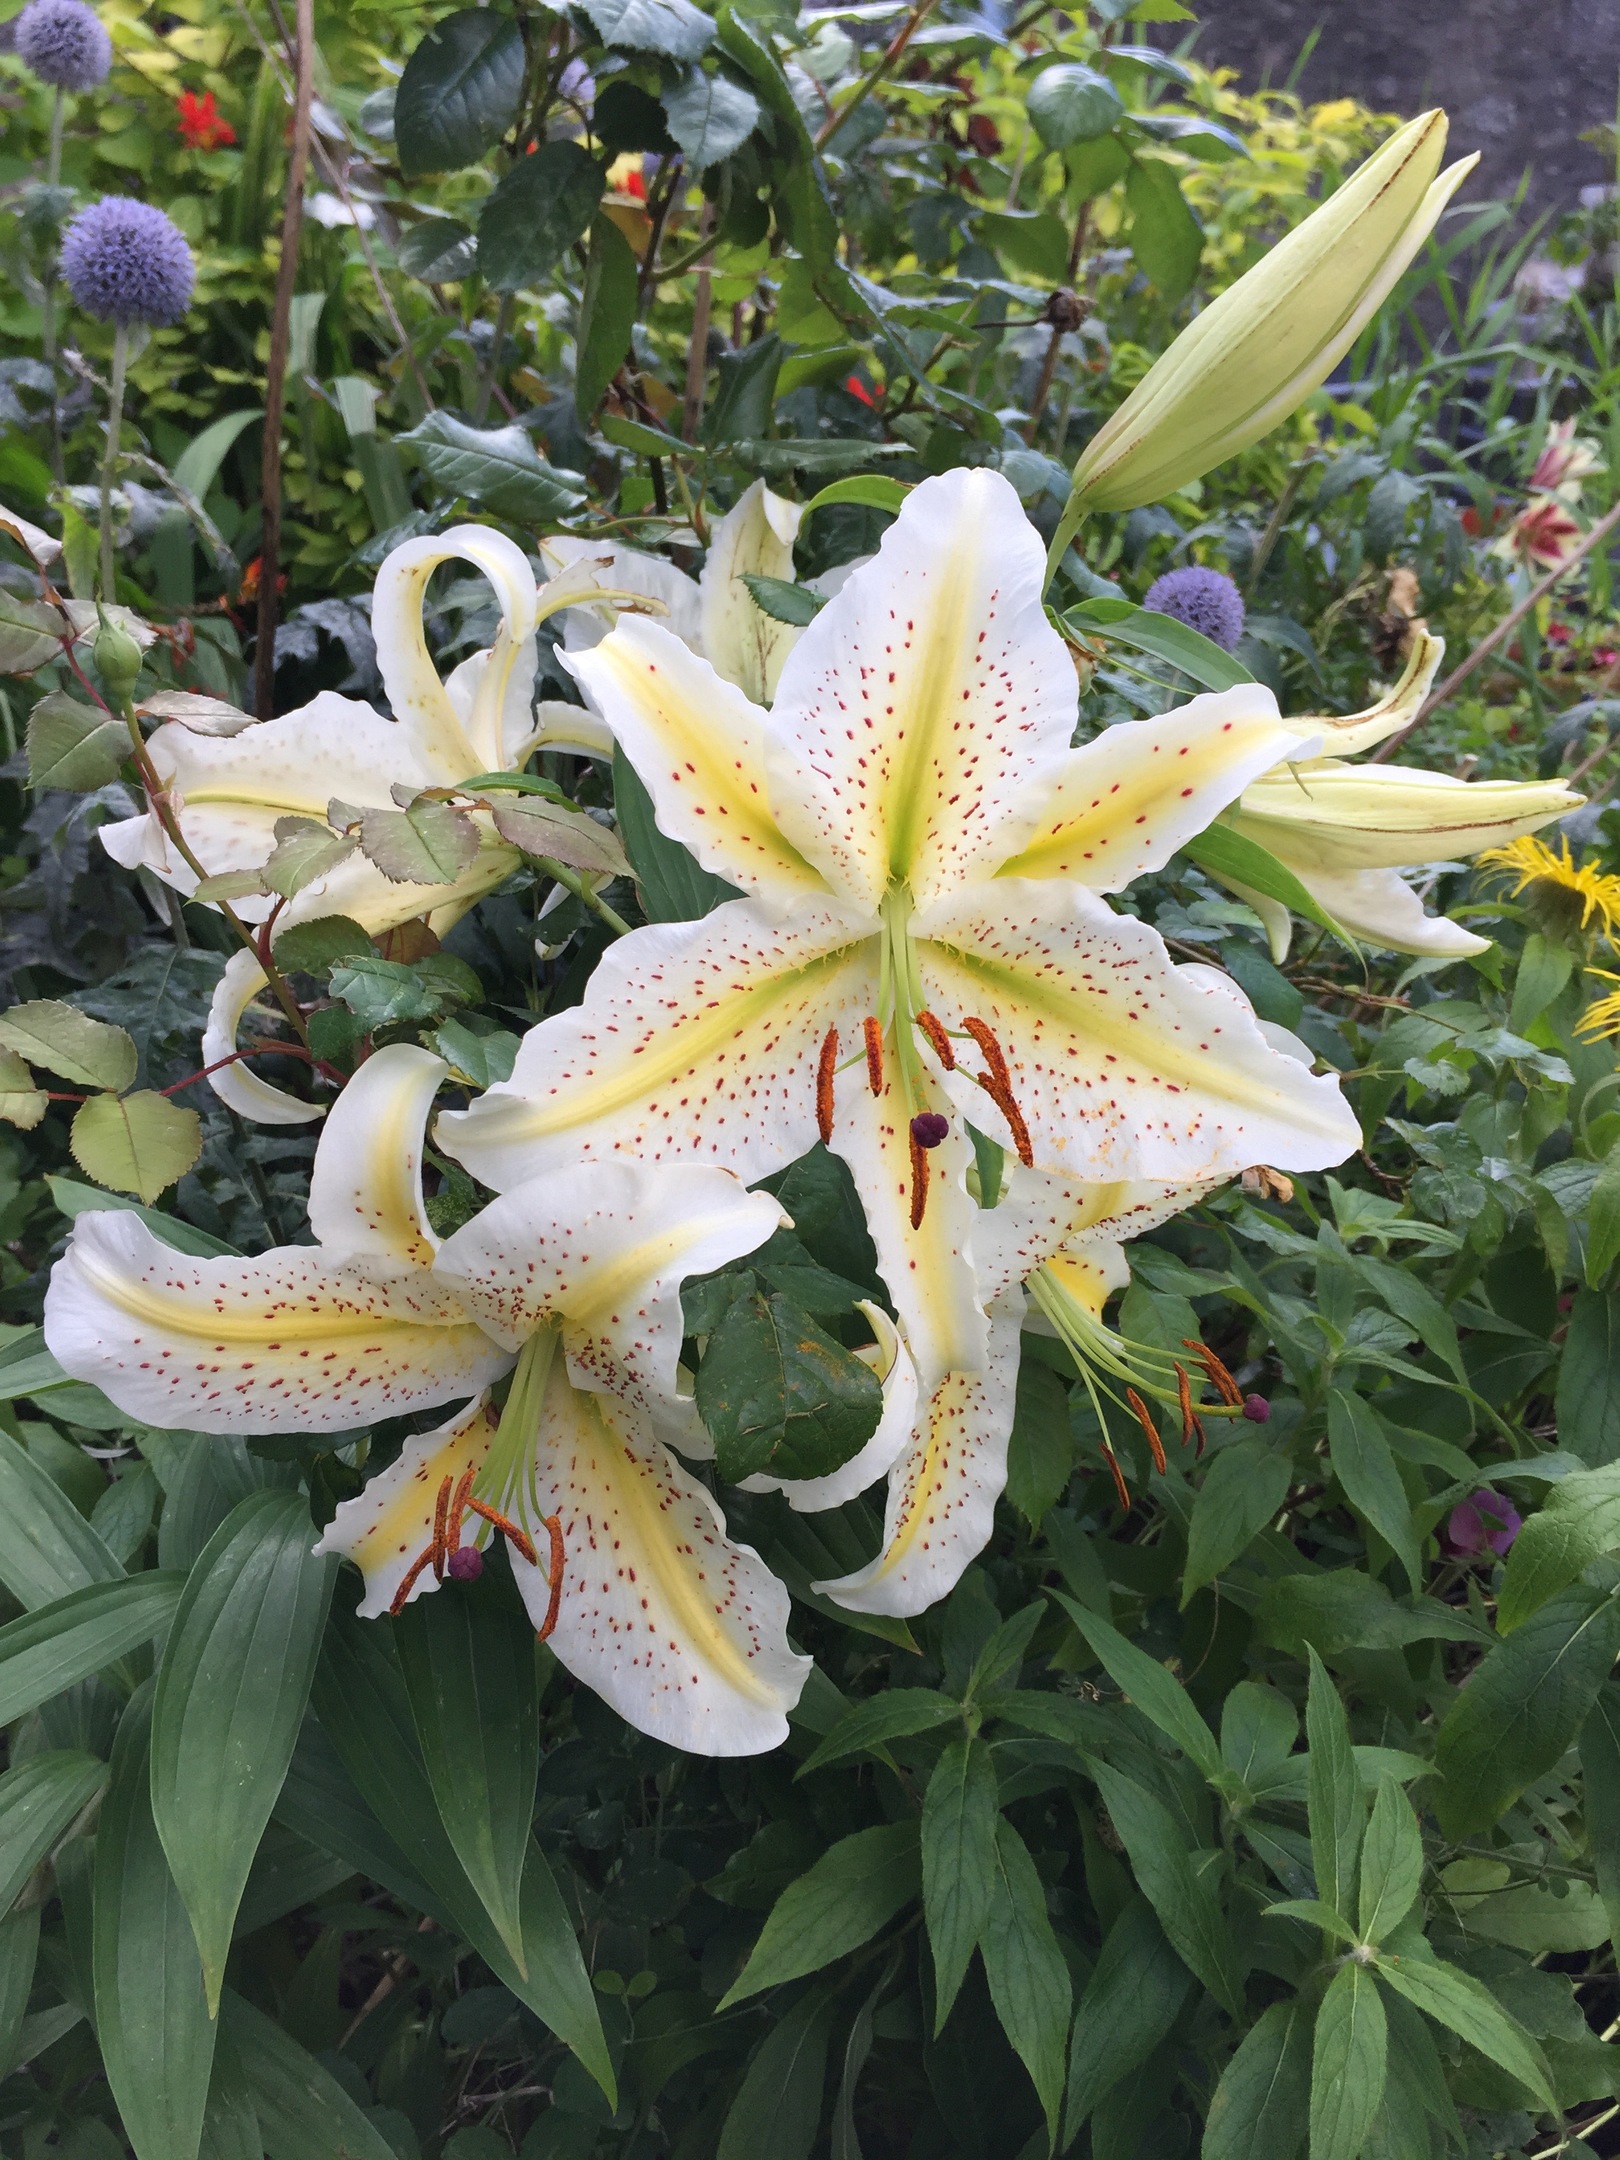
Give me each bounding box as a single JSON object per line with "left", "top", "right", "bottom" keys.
{"left": 1446, "top": 1489, "right": 1521, "bottom": 1558}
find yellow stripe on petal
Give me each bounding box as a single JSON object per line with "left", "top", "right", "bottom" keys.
{"left": 439, "top": 900, "right": 876, "bottom": 1194}
{"left": 996, "top": 689, "right": 1302, "bottom": 891}
{"left": 513, "top": 1367, "right": 809, "bottom": 1755}
{"left": 568, "top": 621, "right": 831, "bottom": 911}
{"left": 314, "top": 1396, "right": 497, "bottom": 1617}
{"left": 916, "top": 880, "right": 1360, "bottom": 1183}
{"left": 44, "top": 1210, "right": 509, "bottom": 1434}
{"left": 308, "top": 1045, "right": 446, "bottom": 1269}
{"left": 816, "top": 1300, "right": 1024, "bottom": 1617}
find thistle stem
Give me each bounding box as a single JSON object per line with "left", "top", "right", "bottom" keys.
{"left": 98, "top": 321, "right": 128, "bottom": 602}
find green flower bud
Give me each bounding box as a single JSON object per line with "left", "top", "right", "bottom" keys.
{"left": 93, "top": 614, "right": 144, "bottom": 704}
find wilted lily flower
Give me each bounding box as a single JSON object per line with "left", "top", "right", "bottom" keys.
{"left": 1527, "top": 417, "right": 1601, "bottom": 499}
{"left": 1059, "top": 111, "right": 1477, "bottom": 524}
{"left": 42, "top": 1046, "right": 814, "bottom": 1755}
{"left": 441, "top": 469, "right": 1360, "bottom": 1607}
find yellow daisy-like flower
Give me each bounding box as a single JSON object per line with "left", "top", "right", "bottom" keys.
{"left": 1575, "top": 969, "right": 1620, "bottom": 1042}
{"left": 1478, "top": 835, "right": 1620, "bottom": 942}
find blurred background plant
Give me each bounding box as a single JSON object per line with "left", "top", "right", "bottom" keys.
{"left": 6, "top": 2, "right": 1620, "bottom": 2158}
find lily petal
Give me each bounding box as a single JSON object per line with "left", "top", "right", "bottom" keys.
{"left": 444, "top": 635, "right": 541, "bottom": 774}
{"left": 100, "top": 693, "right": 429, "bottom": 920}
{"left": 527, "top": 700, "right": 616, "bottom": 759}
{"left": 764, "top": 468, "right": 1078, "bottom": 915}
{"left": 203, "top": 951, "right": 323, "bottom": 1127}
{"left": 814, "top": 1295, "right": 1024, "bottom": 1616}
{"left": 698, "top": 479, "right": 804, "bottom": 704}
{"left": 743, "top": 1302, "right": 919, "bottom": 1511}
{"left": 565, "top": 623, "right": 832, "bottom": 911}
{"left": 995, "top": 688, "right": 1311, "bottom": 890}
{"left": 916, "top": 878, "right": 1361, "bottom": 1180}
{"left": 314, "top": 1396, "right": 497, "bottom": 1617}
{"left": 434, "top": 1160, "right": 783, "bottom": 1417}
{"left": 42, "top": 1208, "right": 509, "bottom": 1433}
{"left": 438, "top": 897, "right": 876, "bottom": 1193}
{"left": 307, "top": 1045, "right": 444, "bottom": 1270}
{"left": 1267, "top": 864, "right": 1491, "bottom": 958}
{"left": 372, "top": 527, "right": 540, "bottom": 776}
{"left": 509, "top": 1361, "right": 810, "bottom": 1754}
{"left": 542, "top": 535, "right": 704, "bottom": 657}
{"left": 1280, "top": 632, "right": 1445, "bottom": 756}
{"left": 1232, "top": 761, "right": 1581, "bottom": 872}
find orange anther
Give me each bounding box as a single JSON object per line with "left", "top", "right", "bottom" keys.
{"left": 388, "top": 1547, "right": 436, "bottom": 1617}
{"left": 536, "top": 1512, "right": 566, "bottom": 1641}
{"left": 1126, "top": 1387, "right": 1167, "bottom": 1476}
{"left": 448, "top": 1465, "right": 476, "bottom": 1547}
{"left": 863, "top": 1017, "right": 883, "bottom": 1096}
{"left": 915, "top": 1009, "right": 956, "bottom": 1070}
{"left": 817, "top": 1026, "right": 838, "bottom": 1145}
{"left": 962, "top": 1017, "right": 1034, "bottom": 1167}
{"left": 464, "top": 1493, "right": 539, "bottom": 1570}
{"left": 430, "top": 1473, "right": 453, "bottom": 1582}
{"left": 909, "top": 1124, "right": 929, "bottom": 1230}
{"left": 1175, "top": 1363, "right": 1206, "bottom": 1455}
{"left": 1099, "top": 1440, "right": 1132, "bottom": 1513}
{"left": 1182, "top": 1337, "right": 1244, "bottom": 1409}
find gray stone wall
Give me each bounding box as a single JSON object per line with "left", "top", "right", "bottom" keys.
{"left": 1186, "top": 0, "right": 1619, "bottom": 216}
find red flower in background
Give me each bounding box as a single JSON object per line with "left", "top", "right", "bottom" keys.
{"left": 177, "top": 90, "right": 236, "bottom": 151}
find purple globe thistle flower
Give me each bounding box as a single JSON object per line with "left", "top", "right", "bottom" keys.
{"left": 1445, "top": 1488, "right": 1522, "bottom": 1559}
{"left": 13, "top": 0, "right": 111, "bottom": 91}
{"left": 60, "top": 196, "right": 194, "bottom": 327}
{"left": 1143, "top": 565, "right": 1246, "bottom": 653}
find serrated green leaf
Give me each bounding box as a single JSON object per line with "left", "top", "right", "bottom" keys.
{"left": 1375, "top": 1952, "right": 1555, "bottom": 2114}
{"left": 151, "top": 1491, "right": 337, "bottom": 2012}
{"left": 395, "top": 1568, "right": 539, "bottom": 1971}
{"left": 800, "top": 1687, "right": 959, "bottom": 1776}
{"left": 1434, "top": 1577, "right": 1620, "bottom": 1836}
{"left": 695, "top": 1289, "right": 882, "bottom": 1483}
{"left": 716, "top": 1988, "right": 834, "bottom": 2160}
{"left": 70, "top": 1090, "right": 203, "bottom": 1204}
{"left": 720, "top": 1821, "right": 920, "bottom": 2006}
{"left": 1327, "top": 1390, "right": 1422, "bottom": 1592}
{"left": 260, "top": 817, "right": 356, "bottom": 900}
{"left": 26, "top": 691, "right": 128, "bottom": 791}
{"left": 0, "top": 591, "right": 66, "bottom": 674}
{"left": 583, "top": 0, "right": 714, "bottom": 58}
{"left": 1053, "top": 1591, "right": 1222, "bottom": 1779}
{"left": 1027, "top": 61, "right": 1123, "bottom": 147}
{"left": 401, "top": 412, "right": 586, "bottom": 520}
{"left": 269, "top": 915, "right": 374, "bottom": 975}
{"left": 357, "top": 798, "right": 480, "bottom": 886}
{"left": 0, "top": 1049, "right": 46, "bottom": 1130}
{"left": 94, "top": 1683, "right": 214, "bottom": 2160}
{"left": 1358, "top": 1779, "right": 1424, "bottom": 1944}
{"left": 1306, "top": 1646, "right": 1363, "bottom": 1922}
{"left": 1500, "top": 1462, "right": 1620, "bottom": 1631}
{"left": 395, "top": 8, "right": 525, "bottom": 178}
{"left": 485, "top": 793, "right": 630, "bottom": 876}
{"left": 1062, "top": 1896, "right": 1192, "bottom": 2141}
{"left": 1087, "top": 1758, "right": 1243, "bottom": 2013}
{"left": 0, "top": 1000, "right": 137, "bottom": 1090}
{"left": 1203, "top": 1998, "right": 1313, "bottom": 2160}
{"left": 922, "top": 1734, "right": 997, "bottom": 2031}
{"left": 329, "top": 952, "right": 482, "bottom": 1030}
{"left": 1311, "top": 1961, "right": 1387, "bottom": 2160}
{"left": 1183, "top": 1437, "right": 1292, "bottom": 1601}
{"left": 741, "top": 573, "right": 823, "bottom": 626}
{"left": 980, "top": 1817, "right": 1071, "bottom": 2143}
{"left": 662, "top": 65, "right": 760, "bottom": 172}
{"left": 477, "top": 142, "right": 605, "bottom": 293}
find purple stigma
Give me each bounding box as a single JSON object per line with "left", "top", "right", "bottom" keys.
{"left": 446, "top": 1545, "right": 484, "bottom": 1583}
{"left": 1241, "top": 1394, "right": 1271, "bottom": 1423}
{"left": 911, "top": 1112, "right": 949, "bottom": 1149}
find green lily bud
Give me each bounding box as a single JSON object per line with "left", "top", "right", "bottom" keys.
{"left": 93, "top": 613, "right": 144, "bottom": 705}
{"left": 1061, "top": 111, "right": 1477, "bottom": 521}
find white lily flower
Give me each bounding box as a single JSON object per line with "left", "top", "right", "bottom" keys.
{"left": 440, "top": 470, "right": 1360, "bottom": 1533}
{"left": 1220, "top": 634, "right": 1580, "bottom": 960}
{"left": 544, "top": 478, "right": 812, "bottom": 706}
{"left": 43, "top": 1045, "right": 814, "bottom": 1756}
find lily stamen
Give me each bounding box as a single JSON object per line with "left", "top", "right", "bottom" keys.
{"left": 915, "top": 1009, "right": 956, "bottom": 1069}
{"left": 1182, "top": 1338, "right": 1245, "bottom": 1409}
{"left": 1099, "top": 1440, "right": 1132, "bottom": 1513}
{"left": 863, "top": 1017, "right": 884, "bottom": 1096}
{"left": 817, "top": 1026, "right": 838, "bottom": 1145}
{"left": 961, "top": 1016, "right": 1034, "bottom": 1167}
{"left": 1176, "top": 1363, "right": 1207, "bottom": 1456}
{"left": 1126, "top": 1387, "right": 1167, "bottom": 1475}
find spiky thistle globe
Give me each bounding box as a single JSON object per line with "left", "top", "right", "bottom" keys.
{"left": 13, "top": 0, "right": 111, "bottom": 91}
{"left": 59, "top": 196, "right": 194, "bottom": 327}
{"left": 1142, "top": 565, "right": 1246, "bottom": 652}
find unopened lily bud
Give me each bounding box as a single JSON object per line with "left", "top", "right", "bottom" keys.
{"left": 93, "top": 615, "right": 144, "bottom": 704}
{"left": 1063, "top": 112, "right": 1478, "bottom": 518}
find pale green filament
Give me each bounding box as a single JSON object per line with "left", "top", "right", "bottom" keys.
{"left": 474, "top": 1320, "right": 560, "bottom": 1535}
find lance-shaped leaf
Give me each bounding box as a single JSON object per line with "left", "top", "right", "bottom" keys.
{"left": 0, "top": 1750, "right": 106, "bottom": 1913}
{"left": 94, "top": 1683, "right": 215, "bottom": 2160}
{"left": 1375, "top": 1952, "right": 1554, "bottom": 2114}
{"left": 71, "top": 1090, "right": 203, "bottom": 1205}
{"left": 0, "top": 1001, "right": 136, "bottom": 1090}
{"left": 980, "top": 1817, "right": 1070, "bottom": 2142}
{"left": 1306, "top": 1644, "right": 1363, "bottom": 1922}
{"left": 720, "top": 1821, "right": 921, "bottom": 2006}
{"left": 0, "top": 1430, "right": 124, "bottom": 1609}
{"left": 1055, "top": 1591, "right": 1222, "bottom": 1779}
{"left": 218, "top": 1993, "right": 399, "bottom": 2160}
{"left": 1063, "top": 1897, "right": 1192, "bottom": 2141}
{"left": 1087, "top": 1759, "right": 1242, "bottom": 2014}
{"left": 394, "top": 1567, "right": 540, "bottom": 1972}
{"left": 26, "top": 691, "right": 129, "bottom": 792}
{"left": 1203, "top": 1999, "right": 1312, "bottom": 2160}
{"left": 151, "top": 1490, "right": 337, "bottom": 2012}
{"left": 1311, "top": 1960, "right": 1387, "bottom": 2160}
{"left": 922, "top": 1734, "right": 998, "bottom": 2031}
{"left": 0, "top": 1573, "right": 183, "bottom": 1725}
